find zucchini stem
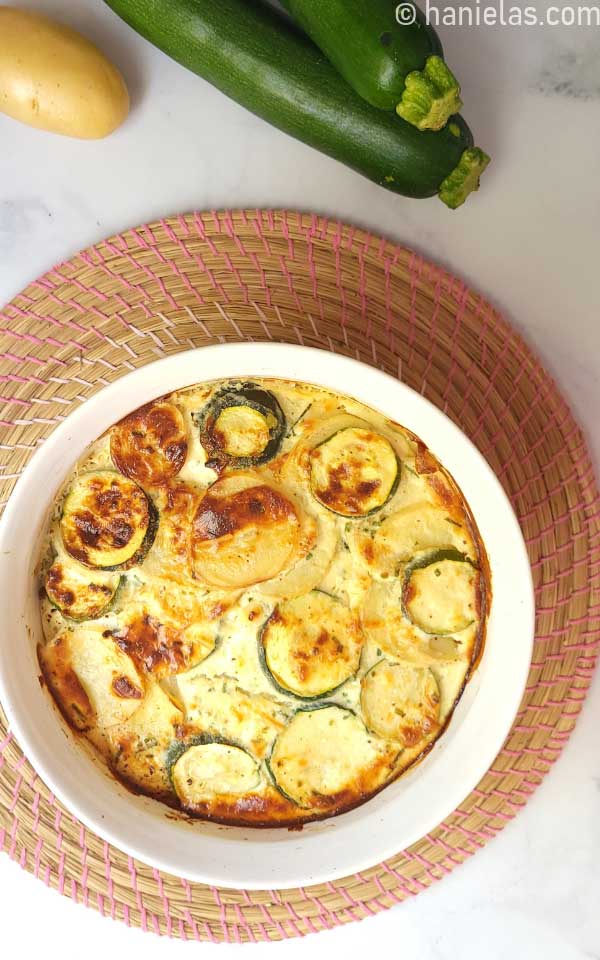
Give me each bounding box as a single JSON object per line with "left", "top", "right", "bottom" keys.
{"left": 438, "top": 147, "right": 491, "bottom": 210}
{"left": 396, "top": 55, "right": 462, "bottom": 132}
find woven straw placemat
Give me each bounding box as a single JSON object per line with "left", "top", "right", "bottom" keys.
{"left": 0, "top": 210, "right": 598, "bottom": 942}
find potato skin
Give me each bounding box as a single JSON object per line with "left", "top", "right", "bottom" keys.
{"left": 0, "top": 7, "right": 129, "bottom": 139}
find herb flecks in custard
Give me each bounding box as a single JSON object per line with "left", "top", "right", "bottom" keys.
{"left": 37, "top": 377, "right": 489, "bottom": 827}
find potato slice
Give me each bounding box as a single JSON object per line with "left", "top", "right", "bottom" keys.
{"left": 192, "top": 476, "right": 300, "bottom": 588}
{"left": 39, "top": 628, "right": 144, "bottom": 730}
{"left": 351, "top": 501, "right": 473, "bottom": 578}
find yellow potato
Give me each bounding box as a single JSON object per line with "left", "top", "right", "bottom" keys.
{"left": 0, "top": 7, "right": 129, "bottom": 138}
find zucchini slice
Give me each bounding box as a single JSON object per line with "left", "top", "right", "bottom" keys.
{"left": 361, "top": 660, "right": 440, "bottom": 746}
{"left": 403, "top": 549, "right": 479, "bottom": 635}
{"left": 60, "top": 471, "right": 156, "bottom": 569}
{"left": 168, "top": 737, "right": 261, "bottom": 805}
{"left": 310, "top": 427, "right": 399, "bottom": 517}
{"left": 110, "top": 580, "right": 236, "bottom": 675}
{"left": 192, "top": 475, "right": 300, "bottom": 589}
{"left": 198, "top": 382, "right": 285, "bottom": 469}
{"left": 44, "top": 558, "right": 120, "bottom": 620}
{"left": 352, "top": 501, "right": 473, "bottom": 578}
{"left": 259, "top": 592, "right": 363, "bottom": 699}
{"left": 268, "top": 705, "right": 394, "bottom": 808}
{"left": 363, "top": 579, "right": 474, "bottom": 664}
{"left": 104, "top": 0, "right": 487, "bottom": 207}
{"left": 110, "top": 401, "right": 188, "bottom": 486}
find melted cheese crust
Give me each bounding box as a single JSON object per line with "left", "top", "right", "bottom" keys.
{"left": 37, "top": 379, "right": 490, "bottom": 827}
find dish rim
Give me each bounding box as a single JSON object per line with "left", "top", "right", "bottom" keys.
{"left": 0, "top": 343, "right": 535, "bottom": 889}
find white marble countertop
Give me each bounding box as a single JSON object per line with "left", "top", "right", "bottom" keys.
{"left": 1, "top": 1, "right": 599, "bottom": 956}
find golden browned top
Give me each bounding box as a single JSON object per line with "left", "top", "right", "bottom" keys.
{"left": 62, "top": 472, "right": 149, "bottom": 566}
{"left": 110, "top": 402, "right": 188, "bottom": 486}
{"left": 37, "top": 377, "right": 489, "bottom": 828}
{"left": 193, "top": 483, "right": 297, "bottom": 542}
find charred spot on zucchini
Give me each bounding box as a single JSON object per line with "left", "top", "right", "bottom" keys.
{"left": 403, "top": 548, "right": 479, "bottom": 635}
{"left": 60, "top": 471, "right": 157, "bottom": 569}
{"left": 110, "top": 401, "right": 188, "bottom": 486}
{"left": 197, "top": 383, "right": 285, "bottom": 469}
{"left": 269, "top": 705, "right": 395, "bottom": 808}
{"left": 116, "top": 498, "right": 158, "bottom": 571}
{"left": 310, "top": 427, "right": 399, "bottom": 517}
{"left": 259, "top": 591, "right": 364, "bottom": 699}
{"left": 167, "top": 735, "right": 261, "bottom": 804}
{"left": 361, "top": 660, "right": 440, "bottom": 746}
{"left": 44, "top": 558, "right": 120, "bottom": 620}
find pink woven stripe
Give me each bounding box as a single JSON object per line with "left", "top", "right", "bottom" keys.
{"left": 0, "top": 210, "right": 598, "bottom": 944}
{"left": 0, "top": 322, "right": 84, "bottom": 355}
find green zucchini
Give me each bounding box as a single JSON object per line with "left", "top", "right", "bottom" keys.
{"left": 60, "top": 471, "right": 157, "bottom": 570}
{"left": 350, "top": 501, "right": 473, "bottom": 578}
{"left": 259, "top": 591, "right": 363, "bottom": 699}
{"left": 103, "top": 0, "right": 489, "bottom": 207}
{"left": 197, "top": 382, "right": 285, "bottom": 470}
{"left": 310, "top": 427, "right": 400, "bottom": 517}
{"left": 281, "top": 0, "right": 462, "bottom": 131}
{"left": 361, "top": 659, "right": 440, "bottom": 745}
{"left": 166, "top": 735, "right": 261, "bottom": 805}
{"left": 403, "top": 547, "right": 478, "bottom": 634}
{"left": 110, "top": 499, "right": 158, "bottom": 571}
{"left": 44, "top": 557, "right": 121, "bottom": 620}
{"left": 268, "top": 704, "right": 392, "bottom": 808}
